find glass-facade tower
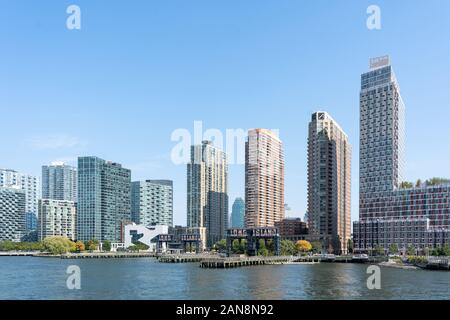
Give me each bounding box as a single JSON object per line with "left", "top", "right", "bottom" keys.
{"left": 77, "top": 157, "right": 131, "bottom": 242}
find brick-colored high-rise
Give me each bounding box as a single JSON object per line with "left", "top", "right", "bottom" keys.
{"left": 245, "top": 129, "right": 285, "bottom": 228}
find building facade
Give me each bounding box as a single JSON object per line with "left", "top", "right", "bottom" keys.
{"left": 354, "top": 56, "right": 450, "bottom": 253}
{"left": 0, "top": 169, "right": 39, "bottom": 232}
{"left": 131, "top": 180, "right": 173, "bottom": 227}
{"left": 187, "top": 140, "right": 228, "bottom": 248}
{"left": 77, "top": 157, "right": 131, "bottom": 242}
{"left": 307, "top": 112, "right": 352, "bottom": 255}
{"left": 38, "top": 199, "right": 76, "bottom": 241}
{"left": 230, "top": 197, "right": 245, "bottom": 228}
{"left": 123, "top": 223, "right": 169, "bottom": 252}
{"left": 42, "top": 162, "right": 77, "bottom": 202}
{"left": 0, "top": 187, "right": 26, "bottom": 242}
{"left": 245, "top": 129, "right": 285, "bottom": 228}
{"left": 275, "top": 218, "right": 308, "bottom": 237}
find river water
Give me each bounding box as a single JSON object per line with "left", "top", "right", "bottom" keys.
{"left": 0, "top": 257, "right": 448, "bottom": 300}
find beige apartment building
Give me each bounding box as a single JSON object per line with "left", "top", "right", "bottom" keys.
{"left": 245, "top": 129, "right": 285, "bottom": 228}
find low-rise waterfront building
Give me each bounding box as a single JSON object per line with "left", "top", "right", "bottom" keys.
{"left": 123, "top": 223, "right": 169, "bottom": 252}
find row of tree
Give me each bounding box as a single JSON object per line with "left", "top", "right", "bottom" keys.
{"left": 0, "top": 237, "right": 112, "bottom": 255}
{"left": 372, "top": 243, "right": 450, "bottom": 256}
{"left": 214, "top": 239, "right": 322, "bottom": 256}
{"left": 400, "top": 177, "right": 450, "bottom": 189}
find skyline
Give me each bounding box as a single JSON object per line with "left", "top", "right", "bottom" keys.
{"left": 2, "top": 1, "right": 450, "bottom": 226}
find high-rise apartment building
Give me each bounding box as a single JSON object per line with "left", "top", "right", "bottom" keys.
{"left": 307, "top": 112, "right": 351, "bottom": 254}
{"left": 38, "top": 199, "right": 76, "bottom": 241}
{"left": 0, "top": 169, "right": 39, "bottom": 232}
{"left": 0, "top": 187, "right": 26, "bottom": 242}
{"left": 131, "top": 180, "right": 173, "bottom": 227}
{"left": 42, "top": 162, "right": 77, "bottom": 202}
{"left": 230, "top": 197, "right": 245, "bottom": 228}
{"left": 77, "top": 157, "right": 131, "bottom": 242}
{"left": 187, "top": 140, "right": 228, "bottom": 247}
{"left": 245, "top": 129, "right": 285, "bottom": 228}
{"left": 354, "top": 56, "right": 450, "bottom": 254}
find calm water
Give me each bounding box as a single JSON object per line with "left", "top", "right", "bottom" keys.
{"left": 0, "top": 257, "right": 449, "bottom": 300}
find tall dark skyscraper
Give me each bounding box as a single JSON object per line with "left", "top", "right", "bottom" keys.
{"left": 77, "top": 156, "right": 131, "bottom": 242}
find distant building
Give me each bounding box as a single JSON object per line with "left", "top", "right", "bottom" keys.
{"left": 0, "top": 169, "right": 39, "bottom": 232}
{"left": 131, "top": 180, "right": 173, "bottom": 227}
{"left": 245, "top": 129, "right": 284, "bottom": 228}
{"left": 169, "top": 225, "right": 207, "bottom": 252}
{"left": 307, "top": 112, "right": 352, "bottom": 255}
{"left": 77, "top": 157, "right": 131, "bottom": 242}
{"left": 38, "top": 199, "right": 76, "bottom": 241}
{"left": 275, "top": 218, "right": 308, "bottom": 237}
{"left": 0, "top": 187, "right": 26, "bottom": 242}
{"left": 230, "top": 197, "right": 245, "bottom": 228}
{"left": 187, "top": 140, "right": 228, "bottom": 248}
{"left": 42, "top": 162, "right": 77, "bottom": 202}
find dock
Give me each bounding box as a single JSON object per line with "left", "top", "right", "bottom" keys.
{"left": 158, "top": 254, "right": 213, "bottom": 263}
{"left": 0, "top": 251, "right": 39, "bottom": 257}
{"left": 423, "top": 257, "right": 450, "bottom": 270}
{"left": 60, "top": 252, "right": 156, "bottom": 259}
{"left": 200, "top": 256, "right": 293, "bottom": 268}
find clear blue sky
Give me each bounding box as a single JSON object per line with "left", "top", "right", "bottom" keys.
{"left": 1, "top": 1, "right": 450, "bottom": 226}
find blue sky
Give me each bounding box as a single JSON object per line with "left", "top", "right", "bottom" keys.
{"left": 1, "top": 1, "right": 450, "bottom": 226}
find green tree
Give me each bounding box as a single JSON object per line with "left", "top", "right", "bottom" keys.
{"left": 266, "top": 239, "right": 275, "bottom": 255}
{"left": 232, "top": 239, "right": 242, "bottom": 254}
{"left": 214, "top": 239, "right": 227, "bottom": 252}
{"left": 415, "top": 179, "right": 422, "bottom": 188}
{"left": 424, "top": 177, "right": 450, "bottom": 186}
{"left": 389, "top": 243, "right": 398, "bottom": 255}
{"left": 374, "top": 245, "right": 385, "bottom": 256}
{"left": 87, "top": 239, "right": 99, "bottom": 251}
{"left": 400, "top": 181, "right": 413, "bottom": 189}
{"left": 441, "top": 245, "right": 450, "bottom": 256}
{"left": 102, "top": 240, "right": 111, "bottom": 252}
{"left": 311, "top": 241, "right": 322, "bottom": 254}
{"left": 347, "top": 239, "right": 354, "bottom": 254}
{"left": 0, "top": 241, "right": 45, "bottom": 252}
{"left": 280, "top": 240, "right": 296, "bottom": 256}
{"left": 42, "top": 236, "right": 76, "bottom": 254}
{"left": 257, "top": 239, "right": 269, "bottom": 256}
{"left": 239, "top": 239, "right": 247, "bottom": 254}
{"left": 406, "top": 245, "right": 416, "bottom": 256}
{"left": 128, "top": 243, "right": 149, "bottom": 252}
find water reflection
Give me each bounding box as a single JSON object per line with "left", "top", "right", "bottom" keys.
{"left": 0, "top": 257, "right": 449, "bottom": 300}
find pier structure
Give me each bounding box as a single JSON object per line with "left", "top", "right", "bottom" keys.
{"left": 200, "top": 256, "right": 293, "bottom": 268}
{"left": 226, "top": 227, "right": 281, "bottom": 257}
{"left": 155, "top": 234, "right": 173, "bottom": 253}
